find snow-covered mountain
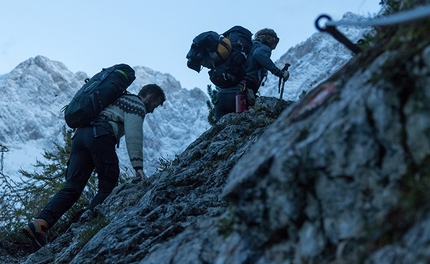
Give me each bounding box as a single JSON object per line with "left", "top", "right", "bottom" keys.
{"left": 262, "top": 12, "right": 373, "bottom": 100}
{"left": 0, "top": 56, "right": 210, "bottom": 178}
{"left": 0, "top": 12, "right": 371, "bottom": 181}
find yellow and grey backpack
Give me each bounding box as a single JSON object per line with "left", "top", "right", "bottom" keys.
{"left": 186, "top": 26, "right": 252, "bottom": 88}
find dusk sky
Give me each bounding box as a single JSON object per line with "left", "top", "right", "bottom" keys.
{"left": 0, "top": 0, "right": 381, "bottom": 90}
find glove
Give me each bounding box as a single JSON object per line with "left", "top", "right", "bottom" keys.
{"left": 136, "top": 169, "right": 148, "bottom": 181}
{"left": 282, "top": 70, "right": 290, "bottom": 81}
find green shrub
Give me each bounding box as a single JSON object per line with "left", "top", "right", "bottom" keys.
{"left": 76, "top": 216, "right": 109, "bottom": 248}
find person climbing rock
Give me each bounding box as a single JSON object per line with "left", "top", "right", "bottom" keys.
{"left": 214, "top": 28, "right": 290, "bottom": 122}
{"left": 23, "top": 84, "right": 166, "bottom": 248}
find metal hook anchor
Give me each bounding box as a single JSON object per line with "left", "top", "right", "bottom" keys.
{"left": 315, "top": 14, "right": 362, "bottom": 55}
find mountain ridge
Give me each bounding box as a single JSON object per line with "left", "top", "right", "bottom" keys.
{"left": 18, "top": 9, "right": 430, "bottom": 260}
{"left": 0, "top": 55, "right": 210, "bottom": 177}
{"left": 0, "top": 11, "right": 397, "bottom": 263}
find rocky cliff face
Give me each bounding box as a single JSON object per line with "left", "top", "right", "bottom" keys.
{"left": 21, "top": 97, "right": 293, "bottom": 263}
{"left": 16, "top": 3, "right": 430, "bottom": 264}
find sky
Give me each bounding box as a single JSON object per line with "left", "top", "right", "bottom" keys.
{"left": 0, "top": 0, "right": 382, "bottom": 91}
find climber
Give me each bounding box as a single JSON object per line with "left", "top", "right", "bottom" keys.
{"left": 22, "top": 84, "right": 166, "bottom": 248}
{"left": 214, "top": 28, "right": 290, "bottom": 122}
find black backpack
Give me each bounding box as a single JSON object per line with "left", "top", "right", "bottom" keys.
{"left": 186, "top": 26, "right": 253, "bottom": 88}
{"left": 208, "top": 26, "right": 253, "bottom": 88}
{"left": 63, "top": 63, "right": 136, "bottom": 128}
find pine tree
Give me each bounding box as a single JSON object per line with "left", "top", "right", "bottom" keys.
{"left": 0, "top": 125, "right": 134, "bottom": 248}
{"left": 0, "top": 126, "right": 94, "bottom": 244}
{"left": 206, "top": 84, "right": 217, "bottom": 126}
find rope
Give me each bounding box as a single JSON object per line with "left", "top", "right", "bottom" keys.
{"left": 325, "top": 5, "right": 430, "bottom": 28}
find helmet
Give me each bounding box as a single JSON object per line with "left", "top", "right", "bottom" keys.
{"left": 254, "top": 28, "right": 280, "bottom": 49}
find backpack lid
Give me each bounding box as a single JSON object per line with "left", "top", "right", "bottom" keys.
{"left": 222, "top": 26, "right": 252, "bottom": 39}
{"left": 222, "top": 26, "right": 253, "bottom": 53}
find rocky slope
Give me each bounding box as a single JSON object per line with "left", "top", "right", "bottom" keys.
{"left": 21, "top": 97, "right": 293, "bottom": 263}
{"left": 19, "top": 2, "right": 430, "bottom": 261}
{"left": 6, "top": 2, "right": 430, "bottom": 263}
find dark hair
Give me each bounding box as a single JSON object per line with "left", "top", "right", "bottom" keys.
{"left": 254, "top": 28, "right": 279, "bottom": 49}
{"left": 138, "top": 84, "right": 166, "bottom": 103}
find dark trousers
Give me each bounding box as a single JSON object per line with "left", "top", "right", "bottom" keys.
{"left": 38, "top": 125, "right": 119, "bottom": 227}
{"left": 214, "top": 87, "right": 241, "bottom": 122}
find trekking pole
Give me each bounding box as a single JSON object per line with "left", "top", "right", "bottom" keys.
{"left": 279, "top": 63, "right": 291, "bottom": 100}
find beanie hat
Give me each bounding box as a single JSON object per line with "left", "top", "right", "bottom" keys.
{"left": 254, "top": 28, "right": 279, "bottom": 48}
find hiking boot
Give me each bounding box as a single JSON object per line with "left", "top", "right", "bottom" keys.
{"left": 22, "top": 219, "right": 49, "bottom": 247}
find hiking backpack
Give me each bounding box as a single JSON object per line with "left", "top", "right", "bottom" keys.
{"left": 63, "top": 63, "right": 136, "bottom": 128}
{"left": 208, "top": 26, "right": 253, "bottom": 88}
{"left": 186, "top": 26, "right": 253, "bottom": 88}
{"left": 186, "top": 31, "right": 232, "bottom": 72}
